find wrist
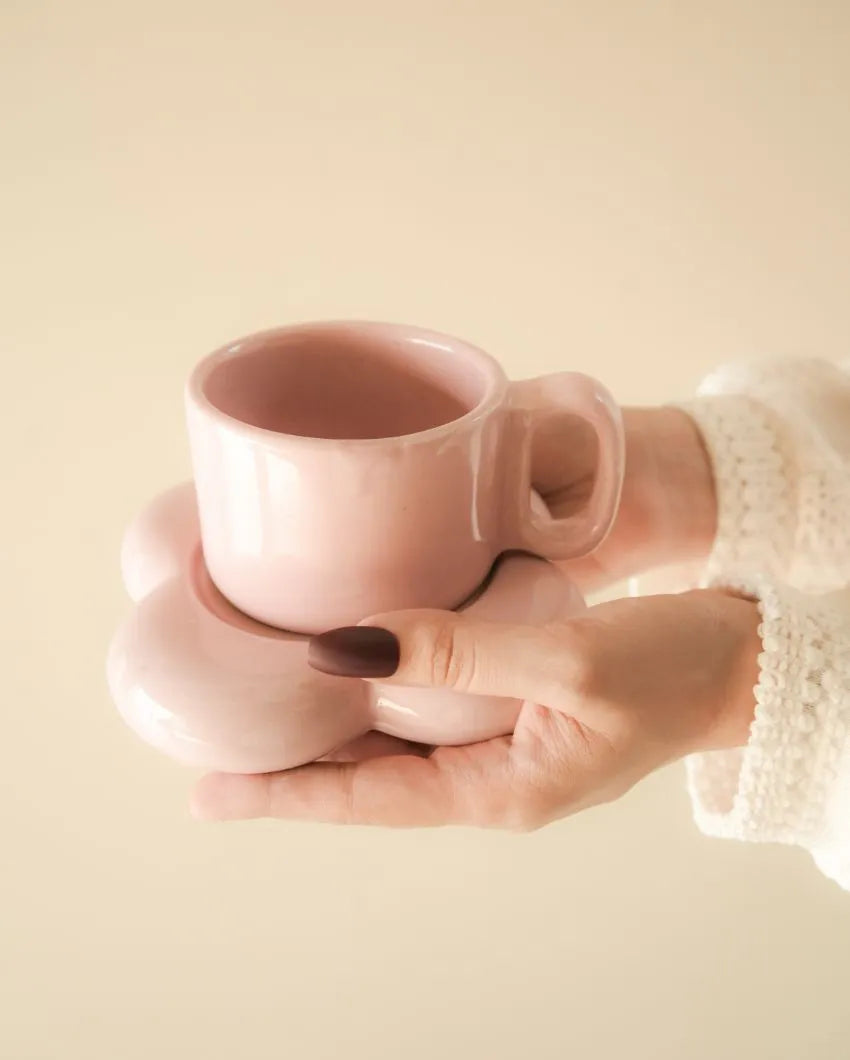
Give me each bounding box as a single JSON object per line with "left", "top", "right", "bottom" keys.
{"left": 621, "top": 407, "right": 717, "bottom": 571}
{"left": 695, "top": 589, "right": 762, "bottom": 752}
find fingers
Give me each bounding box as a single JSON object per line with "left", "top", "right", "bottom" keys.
{"left": 530, "top": 412, "right": 597, "bottom": 500}
{"left": 309, "top": 610, "right": 586, "bottom": 711}
{"left": 318, "top": 731, "right": 432, "bottom": 763}
{"left": 191, "top": 739, "right": 513, "bottom": 826}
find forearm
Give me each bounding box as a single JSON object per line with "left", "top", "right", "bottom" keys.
{"left": 685, "top": 580, "right": 850, "bottom": 888}
{"left": 679, "top": 358, "right": 850, "bottom": 591}
{"left": 622, "top": 358, "right": 850, "bottom": 591}
{"left": 620, "top": 407, "right": 717, "bottom": 572}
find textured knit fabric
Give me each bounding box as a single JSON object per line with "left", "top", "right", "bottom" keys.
{"left": 679, "top": 359, "right": 850, "bottom": 887}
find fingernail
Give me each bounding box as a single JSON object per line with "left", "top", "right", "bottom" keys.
{"left": 308, "top": 626, "right": 400, "bottom": 678}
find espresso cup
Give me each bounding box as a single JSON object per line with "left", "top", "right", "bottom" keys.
{"left": 186, "top": 321, "right": 624, "bottom": 633}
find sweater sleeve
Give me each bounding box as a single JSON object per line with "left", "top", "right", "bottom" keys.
{"left": 677, "top": 359, "right": 850, "bottom": 887}
{"left": 682, "top": 358, "right": 850, "bottom": 593}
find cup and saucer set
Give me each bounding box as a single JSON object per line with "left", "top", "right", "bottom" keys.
{"left": 107, "top": 322, "right": 624, "bottom": 773}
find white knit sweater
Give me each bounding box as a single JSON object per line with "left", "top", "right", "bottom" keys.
{"left": 679, "top": 358, "right": 850, "bottom": 888}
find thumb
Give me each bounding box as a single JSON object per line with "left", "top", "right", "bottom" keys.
{"left": 307, "top": 610, "right": 581, "bottom": 707}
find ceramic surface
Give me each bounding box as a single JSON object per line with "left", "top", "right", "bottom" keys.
{"left": 108, "top": 483, "right": 587, "bottom": 773}
{"left": 187, "top": 321, "right": 623, "bottom": 633}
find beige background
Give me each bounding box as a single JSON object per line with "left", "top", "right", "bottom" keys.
{"left": 3, "top": 2, "right": 850, "bottom": 1058}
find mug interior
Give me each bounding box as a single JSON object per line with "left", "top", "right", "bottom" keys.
{"left": 200, "top": 325, "right": 494, "bottom": 440}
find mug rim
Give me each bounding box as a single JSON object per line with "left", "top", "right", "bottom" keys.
{"left": 185, "top": 320, "right": 509, "bottom": 447}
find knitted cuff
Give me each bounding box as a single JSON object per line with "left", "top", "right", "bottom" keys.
{"left": 686, "top": 578, "right": 850, "bottom": 846}
{"left": 677, "top": 394, "right": 797, "bottom": 583}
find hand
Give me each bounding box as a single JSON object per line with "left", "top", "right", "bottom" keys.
{"left": 535, "top": 407, "right": 717, "bottom": 592}
{"left": 191, "top": 590, "right": 760, "bottom": 827}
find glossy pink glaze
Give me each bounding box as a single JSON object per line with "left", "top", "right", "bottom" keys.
{"left": 186, "top": 322, "right": 624, "bottom": 634}
{"left": 107, "top": 484, "right": 586, "bottom": 773}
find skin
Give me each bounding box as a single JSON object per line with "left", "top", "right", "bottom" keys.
{"left": 192, "top": 408, "right": 762, "bottom": 827}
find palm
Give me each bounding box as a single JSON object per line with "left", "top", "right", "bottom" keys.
{"left": 318, "top": 693, "right": 617, "bottom": 830}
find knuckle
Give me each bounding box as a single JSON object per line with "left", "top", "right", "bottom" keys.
{"left": 547, "top": 622, "right": 600, "bottom": 702}
{"left": 420, "top": 618, "right": 476, "bottom": 691}
{"left": 608, "top": 708, "right": 641, "bottom": 747}
{"left": 503, "top": 800, "right": 546, "bottom": 834}
{"left": 498, "top": 784, "right": 550, "bottom": 834}
{"left": 336, "top": 765, "right": 359, "bottom": 824}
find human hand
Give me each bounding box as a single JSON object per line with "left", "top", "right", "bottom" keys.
{"left": 535, "top": 407, "right": 717, "bottom": 592}
{"left": 191, "top": 589, "right": 760, "bottom": 827}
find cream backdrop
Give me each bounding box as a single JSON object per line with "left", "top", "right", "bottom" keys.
{"left": 3, "top": 2, "right": 849, "bottom": 1058}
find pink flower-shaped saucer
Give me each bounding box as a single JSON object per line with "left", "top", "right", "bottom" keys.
{"left": 107, "top": 483, "right": 586, "bottom": 774}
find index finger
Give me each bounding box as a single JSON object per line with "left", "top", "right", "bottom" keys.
{"left": 190, "top": 737, "right": 512, "bottom": 827}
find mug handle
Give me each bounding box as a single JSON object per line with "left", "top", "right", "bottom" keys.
{"left": 506, "top": 373, "right": 625, "bottom": 559}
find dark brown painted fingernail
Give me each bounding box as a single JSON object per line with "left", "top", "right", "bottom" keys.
{"left": 308, "top": 626, "right": 400, "bottom": 678}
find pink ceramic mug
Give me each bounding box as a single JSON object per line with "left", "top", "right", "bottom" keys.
{"left": 186, "top": 321, "right": 624, "bottom": 634}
